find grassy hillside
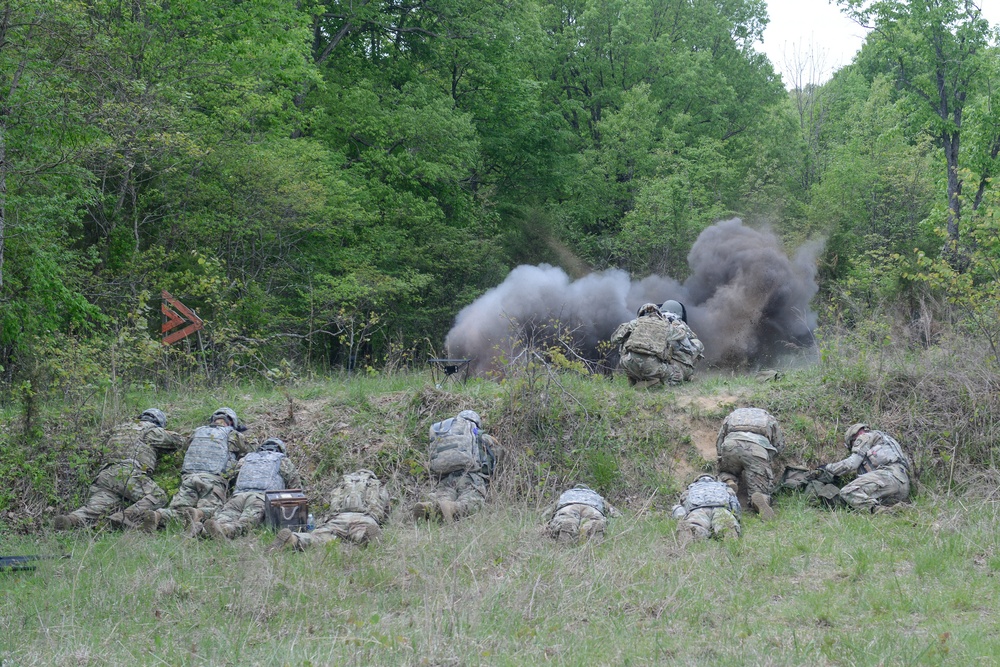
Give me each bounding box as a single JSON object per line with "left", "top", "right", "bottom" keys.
{"left": 2, "top": 327, "right": 1000, "bottom": 665}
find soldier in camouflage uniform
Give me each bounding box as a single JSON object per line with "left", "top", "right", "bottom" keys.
{"left": 672, "top": 474, "right": 742, "bottom": 544}
{"left": 544, "top": 484, "right": 619, "bottom": 542}
{"left": 412, "top": 410, "right": 499, "bottom": 523}
{"left": 818, "top": 423, "right": 911, "bottom": 513}
{"left": 610, "top": 302, "right": 704, "bottom": 388}
{"left": 716, "top": 407, "right": 785, "bottom": 520}
{"left": 54, "top": 409, "right": 185, "bottom": 530}
{"left": 143, "top": 407, "right": 251, "bottom": 530}
{"left": 273, "top": 469, "right": 390, "bottom": 551}
{"left": 194, "top": 438, "right": 300, "bottom": 539}
{"left": 658, "top": 300, "right": 704, "bottom": 383}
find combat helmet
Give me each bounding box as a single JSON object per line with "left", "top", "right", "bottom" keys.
{"left": 637, "top": 303, "right": 662, "bottom": 318}
{"left": 844, "top": 423, "right": 869, "bottom": 449}
{"left": 692, "top": 473, "right": 716, "bottom": 485}
{"left": 211, "top": 407, "right": 240, "bottom": 430}
{"left": 458, "top": 410, "right": 481, "bottom": 428}
{"left": 139, "top": 408, "right": 167, "bottom": 428}
{"left": 260, "top": 437, "right": 286, "bottom": 454}
{"left": 660, "top": 300, "right": 687, "bottom": 323}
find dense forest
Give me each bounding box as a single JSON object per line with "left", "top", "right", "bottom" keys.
{"left": 1, "top": 0, "right": 998, "bottom": 394}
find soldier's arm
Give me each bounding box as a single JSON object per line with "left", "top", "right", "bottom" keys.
{"left": 609, "top": 321, "right": 634, "bottom": 347}
{"left": 280, "top": 457, "right": 302, "bottom": 490}
{"left": 605, "top": 503, "right": 622, "bottom": 518}
{"left": 825, "top": 452, "right": 862, "bottom": 477}
{"left": 229, "top": 431, "right": 251, "bottom": 457}
{"left": 146, "top": 427, "right": 186, "bottom": 451}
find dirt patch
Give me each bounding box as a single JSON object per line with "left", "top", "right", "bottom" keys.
{"left": 674, "top": 392, "right": 743, "bottom": 413}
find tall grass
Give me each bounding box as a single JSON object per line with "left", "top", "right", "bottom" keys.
{"left": 4, "top": 496, "right": 1000, "bottom": 665}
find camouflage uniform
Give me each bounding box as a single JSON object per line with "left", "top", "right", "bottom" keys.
{"left": 58, "top": 417, "right": 184, "bottom": 529}
{"left": 544, "top": 485, "right": 618, "bottom": 542}
{"left": 675, "top": 476, "right": 742, "bottom": 543}
{"left": 825, "top": 428, "right": 911, "bottom": 512}
{"left": 147, "top": 410, "right": 251, "bottom": 529}
{"left": 716, "top": 407, "right": 784, "bottom": 516}
{"left": 201, "top": 445, "right": 300, "bottom": 539}
{"left": 610, "top": 310, "right": 704, "bottom": 387}
{"left": 278, "top": 470, "right": 391, "bottom": 549}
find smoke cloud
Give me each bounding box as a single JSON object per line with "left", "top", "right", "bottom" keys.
{"left": 445, "top": 218, "right": 821, "bottom": 375}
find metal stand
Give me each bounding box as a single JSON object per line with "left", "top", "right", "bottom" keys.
{"left": 428, "top": 358, "right": 472, "bottom": 387}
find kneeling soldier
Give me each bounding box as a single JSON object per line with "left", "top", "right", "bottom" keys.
{"left": 716, "top": 407, "right": 785, "bottom": 520}
{"left": 817, "top": 423, "right": 911, "bottom": 513}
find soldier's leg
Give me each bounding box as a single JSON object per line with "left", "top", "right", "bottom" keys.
{"left": 744, "top": 453, "right": 776, "bottom": 519}
{"left": 840, "top": 469, "right": 909, "bottom": 512}
{"left": 150, "top": 475, "right": 201, "bottom": 528}
{"left": 205, "top": 495, "right": 245, "bottom": 539}
{"left": 230, "top": 493, "right": 266, "bottom": 537}
{"left": 68, "top": 464, "right": 132, "bottom": 525}
{"left": 678, "top": 508, "right": 713, "bottom": 543}
{"left": 120, "top": 473, "right": 168, "bottom": 525}
{"left": 448, "top": 473, "right": 487, "bottom": 521}
{"left": 192, "top": 475, "right": 228, "bottom": 520}
{"left": 297, "top": 512, "right": 380, "bottom": 547}
{"left": 577, "top": 505, "right": 607, "bottom": 540}
{"left": 67, "top": 484, "right": 119, "bottom": 525}
{"left": 546, "top": 505, "right": 583, "bottom": 542}
{"left": 710, "top": 508, "right": 741, "bottom": 540}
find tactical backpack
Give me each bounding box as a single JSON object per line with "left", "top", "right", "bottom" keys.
{"left": 234, "top": 450, "right": 286, "bottom": 493}
{"left": 623, "top": 317, "right": 672, "bottom": 360}
{"left": 428, "top": 415, "right": 485, "bottom": 475}
{"left": 181, "top": 425, "right": 236, "bottom": 475}
{"left": 779, "top": 466, "right": 844, "bottom": 508}
{"left": 328, "top": 470, "right": 391, "bottom": 523}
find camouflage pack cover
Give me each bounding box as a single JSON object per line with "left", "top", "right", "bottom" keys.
{"left": 556, "top": 486, "right": 606, "bottom": 515}
{"left": 328, "top": 469, "right": 391, "bottom": 523}
{"left": 722, "top": 430, "right": 774, "bottom": 455}
{"left": 428, "top": 415, "right": 484, "bottom": 475}
{"left": 623, "top": 316, "right": 672, "bottom": 359}
{"left": 234, "top": 450, "right": 286, "bottom": 493}
{"left": 104, "top": 421, "right": 160, "bottom": 471}
{"left": 725, "top": 408, "right": 773, "bottom": 436}
{"left": 684, "top": 478, "right": 736, "bottom": 511}
{"left": 182, "top": 425, "right": 236, "bottom": 475}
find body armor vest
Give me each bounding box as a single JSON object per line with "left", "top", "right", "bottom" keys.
{"left": 234, "top": 450, "right": 286, "bottom": 493}
{"left": 725, "top": 408, "right": 773, "bottom": 436}
{"left": 182, "top": 425, "right": 235, "bottom": 475}
{"left": 684, "top": 479, "right": 734, "bottom": 511}
{"left": 104, "top": 421, "right": 159, "bottom": 471}
{"left": 858, "top": 432, "right": 908, "bottom": 474}
{"left": 623, "top": 317, "right": 671, "bottom": 359}
{"left": 556, "top": 487, "right": 605, "bottom": 514}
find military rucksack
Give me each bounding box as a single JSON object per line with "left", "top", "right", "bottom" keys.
{"left": 428, "top": 415, "right": 485, "bottom": 475}
{"left": 328, "top": 470, "right": 391, "bottom": 524}
{"left": 623, "top": 316, "right": 672, "bottom": 360}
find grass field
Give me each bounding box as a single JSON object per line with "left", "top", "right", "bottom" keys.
{"left": 3, "top": 492, "right": 1000, "bottom": 666}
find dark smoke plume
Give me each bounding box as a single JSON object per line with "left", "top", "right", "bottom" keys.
{"left": 446, "top": 218, "right": 821, "bottom": 374}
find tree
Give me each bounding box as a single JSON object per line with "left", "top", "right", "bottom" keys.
{"left": 840, "top": 0, "right": 997, "bottom": 261}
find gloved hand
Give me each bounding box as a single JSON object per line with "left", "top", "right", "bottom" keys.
{"left": 805, "top": 466, "right": 827, "bottom": 482}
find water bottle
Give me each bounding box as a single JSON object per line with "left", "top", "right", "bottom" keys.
{"left": 306, "top": 513, "right": 315, "bottom": 532}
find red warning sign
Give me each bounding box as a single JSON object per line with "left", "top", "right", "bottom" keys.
{"left": 161, "top": 290, "right": 204, "bottom": 345}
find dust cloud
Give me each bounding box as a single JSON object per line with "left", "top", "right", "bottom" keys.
{"left": 445, "top": 218, "right": 821, "bottom": 375}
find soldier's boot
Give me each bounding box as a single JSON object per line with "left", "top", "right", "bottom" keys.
{"left": 184, "top": 508, "right": 205, "bottom": 526}
{"left": 634, "top": 378, "right": 659, "bottom": 390}
{"left": 107, "top": 511, "right": 140, "bottom": 530}
{"left": 271, "top": 528, "right": 302, "bottom": 552}
{"left": 205, "top": 519, "right": 235, "bottom": 540}
{"left": 411, "top": 502, "right": 435, "bottom": 522}
{"left": 361, "top": 523, "right": 383, "bottom": 544}
{"left": 676, "top": 530, "right": 693, "bottom": 548}
{"left": 872, "top": 503, "right": 906, "bottom": 515}
{"left": 141, "top": 510, "right": 162, "bottom": 532}
{"left": 438, "top": 500, "right": 459, "bottom": 523}
{"left": 54, "top": 514, "right": 84, "bottom": 530}
{"left": 751, "top": 493, "right": 775, "bottom": 521}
